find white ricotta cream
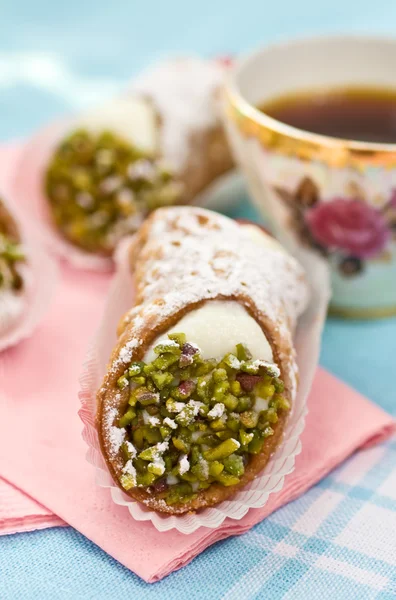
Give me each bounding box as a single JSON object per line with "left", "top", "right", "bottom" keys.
{"left": 70, "top": 96, "right": 158, "bottom": 154}
{"left": 144, "top": 300, "right": 273, "bottom": 363}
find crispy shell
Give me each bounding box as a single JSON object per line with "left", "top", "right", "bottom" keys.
{"left": 97, "top": 207, "right": 308, "bottom": 514}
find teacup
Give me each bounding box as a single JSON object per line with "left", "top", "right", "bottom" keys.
{"left": 224, "top": 35, "right": 396, "bottom": 318}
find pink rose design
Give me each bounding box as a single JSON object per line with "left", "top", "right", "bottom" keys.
{"left": 305, "top": 198, "right": 390, "bottom": 259}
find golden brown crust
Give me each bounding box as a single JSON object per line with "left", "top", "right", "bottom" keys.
{"left": 97, "top": 207, "right": 308, "bottom": 514}
{"left": 177, "top": 126, "right": 234, "bottom": 204}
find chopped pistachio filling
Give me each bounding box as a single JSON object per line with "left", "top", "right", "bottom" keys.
{"left": 45, "top": 130, "right": 183, "bottom": 254}
{"left": 0, "top": 232, "right": 24, "bottom": 291}
{"left": 114, "top": 333, "right": 289, "bottom": 506}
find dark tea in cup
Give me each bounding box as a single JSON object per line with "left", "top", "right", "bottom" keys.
{"left": 260, "top": 86, "right": 396, "bottom": 144}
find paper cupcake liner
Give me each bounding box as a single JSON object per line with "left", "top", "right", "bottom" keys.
{"left": 9, "top": 120, "right": 113, "bottom": 272}
{"left": 79, "top": 227, "right": 330, "bottom": 534}
{"left": 0, "top": 198, "right": 58, "bottom": 352}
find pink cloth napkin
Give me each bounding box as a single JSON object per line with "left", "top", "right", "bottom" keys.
{"left": 0, "top": 263, "right": 394, "bottom": 582}
{"left": 0, "top": 143, "right": 394, "bottom": 582}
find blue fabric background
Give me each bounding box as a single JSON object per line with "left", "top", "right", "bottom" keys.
{"left": 0, "top": 1, "right": 395, "bottom": 597}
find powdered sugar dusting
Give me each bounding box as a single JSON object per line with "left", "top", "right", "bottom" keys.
{"left": 179, "top": 454, "right": 190, "bottom": 475}
{"left": 208, "top": 403, "right": 225, "bottom": 419}
{"left": 251, "top": 360, "right": 281, "bottom": 378}
{"left": 118, "top": 207, "right": 308, "bottom": 402}
{"left": 105, "top": 407, "right": 126, "bottom": 456}
{"left": 163, "top": 417, "right": 177, "bottom": 430}
{"left": 118, "top": 338, "right": 140, "bottom": 365}
{"left": 130, "top": 58, "right": 226, "bottom": 172}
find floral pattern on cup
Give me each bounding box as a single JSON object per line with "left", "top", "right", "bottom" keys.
{"left": 275, "top": 178, "right": 396, "bottom": 277}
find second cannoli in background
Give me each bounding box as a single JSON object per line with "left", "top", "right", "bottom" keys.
{"left": 44, "top": 58, "right": 234, "bottom": 257}
{"left": 0, "top": 196, "right": 27, "bottom": 336}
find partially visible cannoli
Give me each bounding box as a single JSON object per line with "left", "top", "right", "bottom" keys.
{"left": 97, "top": 207, "right": 308, "bottom": 514}
{"left": 44, "top": 58, "right": 233, "bottom": 256}
{"left": 0, "top": 197, "right": 26, "bottom": 335}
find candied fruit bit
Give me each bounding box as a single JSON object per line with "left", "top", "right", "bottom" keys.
{"left": 179, "top": 342, "right": 200, "bottom": 367}
{"left": 236, "top": 373, "right": 262, "bottom": 392}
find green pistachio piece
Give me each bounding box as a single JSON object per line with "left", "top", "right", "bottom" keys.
{"left": 128, "top": 362, "right": 145, "bottom": 376}
{"left": 248, "top": 431, "right": 265, "bottom": 454}
{"left": 215, "top": 472, "right": 240, "bottom": 486}
{"left": 151, "top": 371, "right": 174, "bottom": 390}
{"left": 208, "top": 461, "right": 224, "bottom": 477}
{"left": 168, "top": 332, "right": 186, "bottom": 346}
{"left": 273, "top": 378, "right": 285, "bottom": 393}
{"left": 117, "top": 374, "right": 129, "bottom": 389}
{"left": 236, "top": 343, "right": 252, "bottom": 362}
{"left": 230, "top": 380, "right": 242, "bottom": 397}
{"left": 239, "top": 410, "right": 259, "bottom": 429}
{"left": 223, "top": 454, "right": 245, "bottom": 478}
{"left": 213, "top": 368, "right": 227, "bottom": 383}
{"left": 273, "top": 394, "right": 290, "bottom": 411}
{"left": 256, "top": 381, "right": 275, "bottom": 398}
{"left": 223, "top": 393, "right": 238, "bottom": 411}
{"left": 236, "top": 396, "right": 252, "bottom": 413}
{"left": 172, "top": 437, "right": 190, "bottom": 453}
{"left": 143, "top": 426, "right": 162, "bottom": 444}
{"left": 131, "top": 375, "right": 146, "bottom": 386}
{"left": 215, "top": 430, "right": 234, "bottom": 441}
{"left": 227, "top": 414, "right": 241, "bottom": 433}
{"left": 212, "top": 380, "right": 229, "bottom": 402}
{"left": 153, "top": 353, "right": 180, "bottom": 370}
{"left": 239, "top": 430, "right": 254, "bottom": 446}
{"left": 136, "top": 472, "right": 157, "bottom": 487}
{"left": 203, "top": 438, "right": 240, "bottom": 461}
{"left": 240, "top": 361, "right": 259, "bottom": 374}
{"left": 154, "top": 342, "right": 182, "bottom": 356}
{"left": 120, "top": 473, "right": 135, "bottom": 490}
{"left": 266, "top": 408, "right": 279, "bottom": 424}
{"left": 118, "top": 408, "right": 136, "bottom": 428}
{"left": 132, "top": 428, "right": 145, "bottom": 449}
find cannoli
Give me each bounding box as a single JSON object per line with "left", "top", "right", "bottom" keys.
{"left": 97, "top": 207, "right": 308, "bottom": 514}
{"left": 0, "top": 197, "right": 26, "bottom": 335}
{"left": 44, "top": 58, "right": 233, "bottom": 256}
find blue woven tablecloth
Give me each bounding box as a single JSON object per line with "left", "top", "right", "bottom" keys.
{"left": 1, "top": 1, "right": 396, "bottom": 598}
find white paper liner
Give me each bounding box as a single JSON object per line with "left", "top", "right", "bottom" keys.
{"left": 0, "top": 199, "right": 58, "bottom": 352}
{"left": 79, "top": 222, "right": 330, "bottom": 534}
